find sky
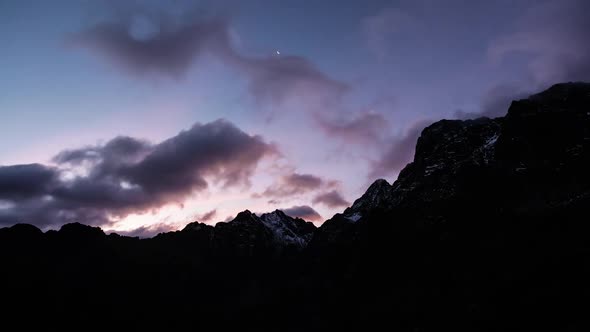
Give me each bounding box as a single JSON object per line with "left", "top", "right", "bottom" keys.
{"left": 1, "top": 0, "right": 589, "bottom": 236}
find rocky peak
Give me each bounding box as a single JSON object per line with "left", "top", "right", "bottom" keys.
{"left": 4, "top": 223, "right": 43, "bottom": 235}
{"left": 58, "top": 222, "right": 105, "bottom": 238}
{"left": 342, "top": 179, "right": 393, "bottom": 221}
{"left": 259, "top": 209, "right": 316, "bottom": 247}
{"left": 0, "top": 223, "right": 44, "bottom": 245}
{"left": 233, "top": 209, "right": 257, "bottom": 222}
{"left": 526, "top": 82, "right": 590, "bottom": 110}
{"left": 413, "top": 118, "right": 501, "bottom": 167}
{"left": 182, "top": 221, "right": 214, "bottom": 233}
{"left": 213, "top": 209, "right": 317, "bottom": 250}
{"left": 496, "top": 82, "right": 590, "bottom": 170}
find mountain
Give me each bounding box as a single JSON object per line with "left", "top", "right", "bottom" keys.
{"left": 343, "top": 82, "right": 589, "bottom": 216}
{"left": 1, "top": 82, "right": 589, "bottom": 331}
{"left": 307, "top": 82, "right": 590, "bottom": 331}
{"left": 176, "top": 209, "right": 315, "bottom": 256}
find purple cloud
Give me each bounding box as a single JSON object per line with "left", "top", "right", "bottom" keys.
{"left": 312, "top": 190, "right": 350, "bottom": 208}
{"left": 488, "top": 0, "right": 590, "bottom": 85}
{"left": 0, "top": 120, "right": 276, "bottom": 228}
{"left": 197, "top": 209, "right": 217, "bottom": 223}
{"left": 231, "top": 54, "right": 349, "bottom": 110}
{"left": 69, "top": 8, "right": 348, "bottom": 111}
{"left": 456, "top": 0, "right": 590, "bottom": 121}
{"left": 282, "top": 205, "right": 323, "bottom": 222}
{"left": 69, "top": 11, "right": 230, "bottom": 79}
{"left": 317, "top": 111, "right": 390, "bottom": 145}
{"left": 255, "top": 172, "right": 325, "bottom": 199}
{"left": 0, "top": 164, "right": 59, "bottom": 201}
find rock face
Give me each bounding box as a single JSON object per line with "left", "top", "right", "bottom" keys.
{"left": 390, "top": 118, "right": 502, "bottom": 208}
{"left": 336, "top": 82, "right": 589, "bottom": 217}
{"left": 258, "top": 209, "right": 316, "bottom": 247}
{"left": 1, "top": 82, "right": 590, "bottom": 331}
{"left": 344, "top": 178, "right": 393, "bottom": 219}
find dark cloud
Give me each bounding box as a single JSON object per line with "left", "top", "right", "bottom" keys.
{"left": 255, "top": 172, "right": 325, "bottom": 198}
{"left": 70, "top": 7, "right": 348, "bottom": 110}
{"left": 69, "top": 12, "right": 230, "bottom": 78}
{"left": 127, "top": 120, "right": 275, "bottom": 193}
{"left": 282, "top": 173, "right": 323, "bottom": 191}
{"left": 231, "top": 54, "right": 349, "bottom": 110}
{"left": 282, "top": 205, "right": 322, "bottom": 222}
{"left": 0, "top": 164, "right": 58, "bottom": 201}
{"left": 488, "top": 0, "right": 590, "bottom": 85}
{"left": 312, "top": 190, "right": 350, "bottom": 208}
{"left": 0, "top": 120, "right": 276, "bottom": 228}
{"left": 55, "top": 136, "right": 152, "bottom": 165}
{"left": 317, "top": 111, "right": 389, "bottom": 145}
{"left": 370, "top": 120, "right": 433, "bottom": 179}
{"left": 198, "top": 209, "right": 217, "bottom": 223}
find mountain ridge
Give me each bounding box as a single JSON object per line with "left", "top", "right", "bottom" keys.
{"left": 1, "top": 82, "right": 589, "bottom": 330}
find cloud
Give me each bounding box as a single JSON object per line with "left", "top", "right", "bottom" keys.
{"left": 0, "top": 120, "right": 276, "bottom": 228}
{"left": 69, "top": 12, "right": 230, "bottom": 78}
{"left": 317, "top": 111, "right": 390, "bottom": 145}
{"left": 488, "top": 0, "right": 590, "bottom": 85}
{"left": 55, "top": 136, "right": 152, "bottom": 165}
{"left": 312, "top": 190, "right": 350, "bottom": 208}
{"left": 0, "top": 164, "right": 59, "bottom": 201}
{"left": 370, "top": 120, "right": 433, "bottom": 179}
{"left": 197, "top": 209, "right": 217, "bottom": 223}
{"left": 457, "top": 0, "right": 590, "bottom": 121}
{"left": 69, "top": 6, "right": 348, "bottom": 111}
{"left": 255, "top": 172, "right": 325, "bottom": 199}
{"left": 455, "top": 84, "right": 532, "bottom": 119}
{"left": 282, "top": 205, "right": 322, "bottom": 222}
{"left": 231, "top": 54, "right": 349, "bottom": 111}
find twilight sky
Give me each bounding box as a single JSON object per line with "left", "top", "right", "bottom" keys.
{"left": 1, "top": 0, "right": 589, "bottom": 236}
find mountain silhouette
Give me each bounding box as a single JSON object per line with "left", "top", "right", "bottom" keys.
{"left": 1, "top": 82, "right": 590, "bottom": 331}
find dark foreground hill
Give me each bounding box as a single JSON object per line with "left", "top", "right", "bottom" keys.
{"left": 1, "top": 83, "right": 590, "bottom": 331}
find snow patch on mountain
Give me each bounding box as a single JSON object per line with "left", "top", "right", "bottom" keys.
{"left": 345, "top": 212, "right": 362, "bottom": 222}
{"left": 258, "top": 210, "right": 315, "bottom": 248}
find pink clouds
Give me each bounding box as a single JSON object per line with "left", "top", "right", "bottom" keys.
{"left": 316, "top": 111, "right": 390, "bottom": 146}
{"left": 255, "top": 172, "right": 325, "bottom": 199}
{"left": 0, "top": 120, "right": 276, "bottom": 228}
{"left": 282, "top": 205, "right": 323, "bottom": 222}
{"left": 312, "top": 190, "right": 350, "bottom": 209}
{"left": 197, "top": 209, "right": 217, "bottom": 223}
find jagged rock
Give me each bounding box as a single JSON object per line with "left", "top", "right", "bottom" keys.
{"left": 258, "top": 209, "right": 316, "bottom": 247}
{"left": 343, "top": 178, "right": 393, "bottom": 220}
{"left": 57, "top": 222, "right": 105, "bottom": 239}
{"left": 338, "top": 82, "right": 590, "bottom": 217}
